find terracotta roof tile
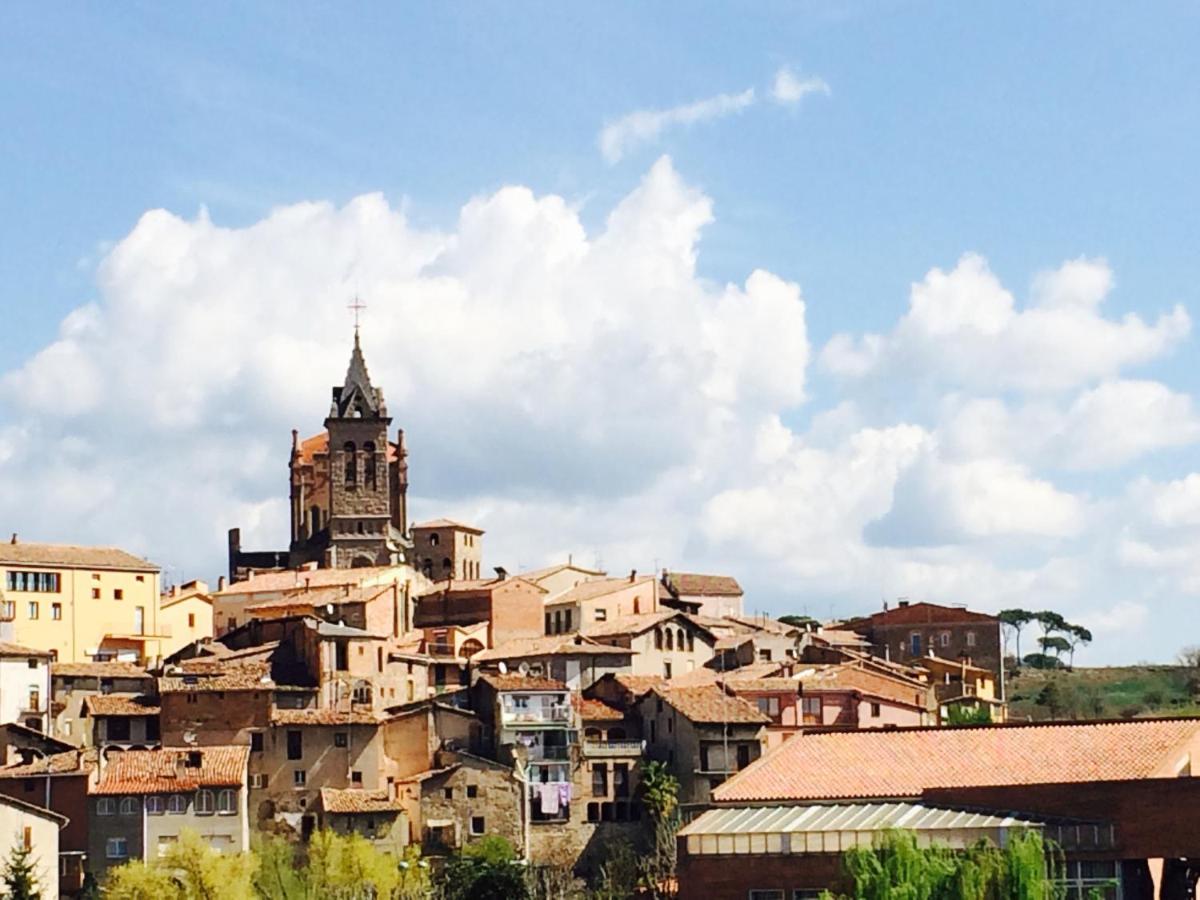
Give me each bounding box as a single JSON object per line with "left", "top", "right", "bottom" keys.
{"left": 653, "top": 686, "right": 770, "bottom": 725}
{"left": 581, "top": 611, "right": 686, "bottom": 638}
{"left": 477, "top": 673, "right": 567, "bottom": 692}
{"left": 0, "top": 542, "right": 158, "bottom": 572}
{"left": 319, "top": 788, "right": 405, "bottom": 814}
{"left": 160, "top": 662, "right": 274, "bottom": 693}
{"left": 52, "top": 662, "right": 150, "bottom": 679}
{"left": 855, "top": 602, "right": 998, "bottom": 627}
{"left": 245, "top": 584, "right": 393, "bottom": 613}
{"left": 714, "top": 718, "right": 1200, "bottom": 803}
{"left": 518, "top": 562, "right": 605, "bottom": 583}
{"left": 665, "top": 573, "right": 743, "bottom": 597}
{"left": 0, "top": 642, "right": 53, "bottom": 659}
{"left": 217, "top": 566, "right": 406, "bottom": 596}
{"left": 550, "top": 577, "right": 655, "bottom": 606}
{"left": 0, "top": 749, "right": 96, "bottom": 779}
{"left": 83, "top": 694, "right": 160, "bottom": 717}
{"left": 271, "top": 708, "right": 380, "bottom": 726}
{"left": 612, "top": 674, "right": 667, "bottom": 696}
{"left": 410, "top": 518, "right": 484, "bottom": 534}
{"left": 474, "top": 634, "right": 634, "bottom": 661}
{"left": 578, "top": 698, "right": 626, "bottom": 721}
{"left": 724, "top": 678, "right": 801, "bottom": 693}
{"left": 92, "top": 746, "right": 249, "bottom": 795}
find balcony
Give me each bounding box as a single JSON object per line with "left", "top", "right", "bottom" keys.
{"left": 583, "top": 739, "right": 643, "bottom": 758}
{"left": 528, "top": 744, "right": 571, "bottom": 762}
{"left": 500, "top": 704, "right": 572, "bottom": 726}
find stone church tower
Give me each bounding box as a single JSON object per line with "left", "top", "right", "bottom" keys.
{"left": 287, "top": 331, "right": 411, "bottom": 569}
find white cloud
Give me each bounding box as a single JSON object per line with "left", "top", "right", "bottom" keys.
{"left": 771, "top": 66, "right": 831, "bottom": 105}
{"left": 599, "top": 89, "right": 755, "bottom": 164}
{"left": 821, "top": 253, "right": 1190, "bottom": 392}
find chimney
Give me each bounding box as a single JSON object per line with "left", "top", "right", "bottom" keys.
{"left": 898, "top": 600, "right": 909, "bottom": 608}
{"left": 494, "top": 566, "right": 508, "bottom": 581}
{"left": 9, "top": 534, "right": 15, "bottom": 545}
{"left": 629, "top": 569, "right": 637, "bottom": 582}
{"left": 170, "top": 585, "right": 178, "bottom": 598}
{"left": 217, "top": 576, "right": 227, "bottom": 591}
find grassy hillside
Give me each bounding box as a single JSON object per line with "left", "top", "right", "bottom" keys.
{"left": 1006, "top": 665, "right": 1200, "bottom": 721}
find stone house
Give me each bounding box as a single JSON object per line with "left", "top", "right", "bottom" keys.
{"left": 315, "top": 786, "right": 409, "bottom": 847}
{"left": 582, "top": 611, "right": 716, "bottom": 679}
{"left": 0, "top": 791, "right": 66, "bottom": 898}
{"left": 718, "top": 678, "right": 803, "bottom": 751}
{"left": 87, "top": 745, "right": 250, "bottom": 882}
{"left": 660, "top": 572, "right": 744, "bottom": 619}
{"left": 409, "top": 520, "right": 485, "bottom": 582}
{"left": 0, "top": 640, "right": 52, "bottom": 732}
{"left": 796, "top": 662, "right": 937, "bottom": 728}
{"left": 82, "top": 693, "right": 161, "bottom": 748}
{"left": 0, "top": 741, "right": 94, "bottom": 894}
{"left": 845, "top": 601, "right": 1004, "bottom": 698}
{"left": 51, "top": 661, "right": 155, "bottom": 747}
{"left": 416, "top": 749, "right": 523, "bottom": 857}
{"left": 544, "top": 575, "right": 660, "bottom": 635}
{"left": 578, "top": 698, "right": 642, "bottom": 829}
{"left": 636, "top": 685, "right": 768, "bottom": 809}
{"left": 473, "top": 634, "right": 635, "bottom": 691}
{"left": 414, "top": 575, "right": 547, "bottom": 647}
{"left": 913, "top": 653, "right": 1006, "bottom": 722}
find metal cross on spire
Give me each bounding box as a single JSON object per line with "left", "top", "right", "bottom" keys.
{"left": 348, "top": 295, "right": 367, "bottom": 333}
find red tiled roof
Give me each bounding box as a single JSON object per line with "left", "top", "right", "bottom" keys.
{"left": 52, "top": 661, "right": 150, "bottom": 679}
{"left": 665, "top": 573, "right": 743, "bottom": 597}
{"left": 474, "top": 634, "right": 634, "bottom": 661}
{"left": 319, "top": 788, "right": 405, "bottom": 814}
{"left": 714, "top": 718, "right": 1200, "bottom": 803}
{"left": 271, "top": 708, "right": 380, "bottom": 726}
{"left": 550, "top": 577, "right": 655, "bottom": 606}
{"left": 724, "top": 678, "right": 801, "bottom": 694}
{"left": 856, "top": 602, "right": 998, "bottom": 627}
{"left": 612, "top": 674, "right": 667, "bottom": 696}
{"left": 581, "top": 611, "right": 687, "bottom": 639}
{"left": 217, "top": 566, "right": 405, "bottom": 596}
{"left": 92, "top": 746, "right": 249, "bottom": 795}
{"left": 410, "top": 518, "right": 484, "bottom": 534}
{"left": 0, "top": 542, "right": 158, "bottom": 572}
{"left": 578, "top": 698, "right": 626, "bottom": 721}
{"left": 653, "top": 686, "right": 770, "bottom": 726}
{"left": 0, "top": 749, "right": 96, "bottom": 779}
{"left": 160, "top": 662, "right": 274, "bottom": 693}
{"left": 245, "top": 584, "right": 393, "bottom": 613}
{"left": 800, "top": 664, "right": 930, "bottom": 709}
{"left": 477, "top": 673, "right": 566, "bottom": 692}
{"left": 83, "top": 695, "right": 160, "bottom": 717}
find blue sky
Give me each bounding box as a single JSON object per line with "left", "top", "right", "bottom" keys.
{"left": 2, "top": 3, "right": 1199, "bottom": 662}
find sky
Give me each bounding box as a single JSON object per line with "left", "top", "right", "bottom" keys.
{"left": 2, "top": 3, "right": 1199, "bottom": 664}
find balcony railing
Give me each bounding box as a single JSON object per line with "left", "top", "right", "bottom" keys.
{"left": 501, "top": 705, "right": 572, "bottom": 726}
{"left": 527, "top": 744, "right": 571, "bottom": 761}
{"left": 583, "top": 739, "right": 643, "bottom": 758}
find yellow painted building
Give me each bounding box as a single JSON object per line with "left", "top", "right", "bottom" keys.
{"left": 159, "top": 580, "right": 216, "bottom": 658}
{"left": 0, "top": 539, "right": 164, "bottom": 664}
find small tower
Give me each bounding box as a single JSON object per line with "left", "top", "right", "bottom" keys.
{"left": 322, "top": 331, "right": 409, "bottom": 568}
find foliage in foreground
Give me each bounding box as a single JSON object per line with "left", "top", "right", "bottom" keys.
{"left": 820, "top": 829, "right": 1065, "bottom": 900}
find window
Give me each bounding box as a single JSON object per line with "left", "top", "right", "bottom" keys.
{"left": 51, "top": 603, "right": 62, "bottom": 620}
{"left": 871, "top": 702, "right": 882, "bottom": 718}
{"left": 801, "top": 696, "right": 821, "bottom": 720}
{"left": 119, "top": 797, "right": 139, "bottom": 816}
{"left": 113, "top": 589, "right": 123, "bottom": 600}
{"left": 592, "top": 764, "right": 608, "bottom": 797}
{"left": 188, "top": 613, "right": 196, "bottom": 628}
{"left": 665, "top": 630, "right": 674, "bottom": 651}
{"left": 966, "top": 631, "right": 977, "bottom": 648}
{"left": 594, "top": 608, "right": 607, "bottom": 622}
{"left": 91, "top": 589, "right": 100, "bottom": 600}
{"left": 470, "top": 816, "right": 485, "bottom": 835}
{"left": 466, "top": 785, "right": 478, "bottom": 799}
{"left": 96, "top": 798, "right": 115, "bottom": 816}
{"left": 939, "top": 631, "right": 950, "bottom": 648}
{"left": 0, "top": 601, "right": 12, "bottom": 619}
{"left": 167, "top": 794, "right": 187, "bottom": 814}
{"left": 5, "top": 571, "right": 60, "bottom": 593}
{"left": 364, "top": 441, "right": 377, "bottom": 489}
{"left": 654, "top": 628, "right": 663, "bottom": 650}
{"left": 748, "top": 891, "right": 784, "bottom": 900}
{"left": 544, "top": 613, "right": 552, "bottom": 635}
{"left": 758, "top": 649, "right": 772, "bottom": 662}
{"left": 687, "top": 632, "right": 695, "bottom": 651}
{"left": 250, "top": 732, "right": 264, "bottom": 752}
{"left": 351, "top": 771, "right": 363, "bottom": 786}
{"left": 429, "top": 532, "right": 440, "bottom": 546}
{"left": 217, "top": 789, "right": 236, "bottom": 814}
{"left": 444, "top": 787, "right": 454, "bottom": 800}
{"left": 22, "top": 827, "right": 31, "bottom": 851}
{"left": 250, "top": 774, "right": 267, "bottom": 789}
{"left": 195, "top": 790, "right": 215, "bottom": 814}
{"left": 757, "top": 697, "right": 780, "bottom": 717}
{"left": 27, "top": 602, "right": 38, "bottom": 619}
{"left": 287, "top": 730, "right": 302, "bottom": 760}
{"left": 108, "top": 717, "right": 131, "bottom": 742}
{"left": 564, "top": 609, "right": 572, "bottom": 631}
{"left": 146, "top": 796, "right": 165, "bottom": 815}
{"left": 92, "top": 573, "right": 101, "bottom": 581}
{"left": 663, "top": 661, "right": 672, "bottom": 678}
{"left": 343, "top": 442, "right": 357, "bottom": 487}
{"left": 587, "top": 802, "right": 600, "bottom": 823}
{"left": 909, "top": 633, "right": 921, "bottom": 655}
{"left": 614, "top": 763, "right": 629, "bottom": 798}
{"left": 106, "top": 837, "right": 128, "bottom": 860}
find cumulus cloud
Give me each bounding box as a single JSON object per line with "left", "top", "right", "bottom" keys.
{"left": 821, "top": 254, "right": 1190, "bottom": 392}
{"left": 1, "top": 160, "right": 1196, "bottom": 664}
{"left": 771, "top": 66, "right": 831, "bottom": 104}
{"left": 599, "top": 89, "right": 755, "bottom": 164}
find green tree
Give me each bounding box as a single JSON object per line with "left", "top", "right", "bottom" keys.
{"left": 2, "top": 841, "right": 42, "bottom": 900}
{"left": 1038, "top": 635, "right": 1071, "bottom": 664}
{"left": 104, "top": 830, "right": 257, "bottom": 900}
{"left": 440, "top": 836, "right": 529, "bottom": 900}
{"left": 998, "top": 609, "right": 1035, "bottom": 670}
{"left": 102, "top": 861, "right": 183, "bottom": 900}
{"left": 1036, "top": 679, "right": 1066, "bottom": 718}
{"left": 1063, "top": 624, "right": 1092, "bottom": 670}
{"left": 945, "top": 705, "right": 991, "bottom": 726}
{"left": 638, "top": 761, "right": 681, "bottom": 900}
{"left": 1034, "top": 611, "right": 1068, "bottom": 647}
{"left": 639, "top": 761, "right": 678, "bottom": 821}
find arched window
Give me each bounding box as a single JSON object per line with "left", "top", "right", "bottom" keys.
{"left": 665, "top": 630, "right": 674, "bottom": 651}
{"left": 654, "top": 628, "right": 663, "bottom": 650}
{"left": 96, "top": 798, "right": 115, "bottom": 816}
{"left": 119, "top": 797, "right": 139, "bottom": 816}
{"left": 363, "top": 441, "right": 377, "bottom": 489}
{"left": 356, "top": 521, "right": 365, "bottom": 535}
{"left": 677, "top": 629, "right": 686, "bottom": 651}
{"left": 442, "top": 557, "right": 452, "bottom": 573}
{"left": 422, "top": 561, "right": 432, "bottom": 579}
{"left": 146, "top": 796, "right": 165, "bottom": 816}
{"left": 687, "top": 632, "right": 695, "bottom": 652}
{"left": 217, "top": 789, "right": 237, "bottom": 815}
{"left": 584, "top": 727, "right": 601, "bottom": 740}
{"left": 343, "top": 442, "right": 357, "bottom": 487}
{"left": 167, "top": 794, "right": 187, "bottom": 814}
{"left": 429, "top": 533, "right": 440, "bottom": 547}
{"left": 195, "top": 790, "right": 215, "bottom": 815}
{"left": 309, "top": 505, "right": 321, "bottom": 536}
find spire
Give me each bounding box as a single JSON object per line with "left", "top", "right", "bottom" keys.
{"left": 331, "top": 329, "right": 386, "bottom": 419}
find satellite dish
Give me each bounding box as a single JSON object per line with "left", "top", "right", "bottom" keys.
{"left": 326, "top": 604, "right": 335, "bottom": 615}
{"left": 517, "top": 661, "right": 531, "bottom": 676}
{"left": 497, "top": 661, "right": 508, "bottom": 674}
{"left": 183, "top": 731, "right": 197, "bottom": 746}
